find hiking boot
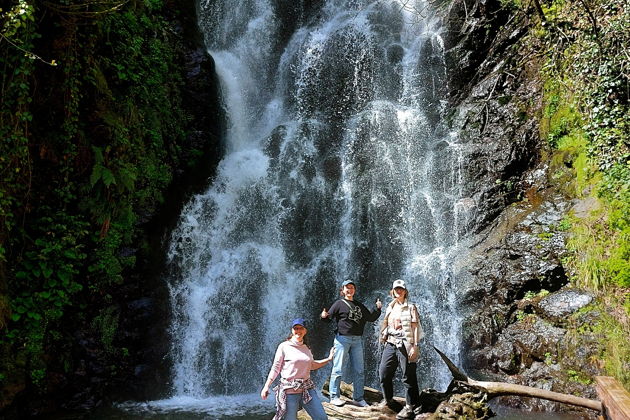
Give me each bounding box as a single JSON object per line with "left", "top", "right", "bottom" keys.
{"left": 354, "top": 399, "right": 369, "bottom": 407}
{"left": 378, "top": 399, "right": 399, "bottom": 410}
{"left": 330, "top": 397, "right": 345, "bottom": 406}
{"left": 396, "top": 404, "right": 416, "bottom": 420}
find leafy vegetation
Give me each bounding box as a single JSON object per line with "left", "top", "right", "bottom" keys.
{"left": 592, "top": 296, "right": 630, "bottom": 386}
{"left": 540, "top": 0, "right": 629, "bottom": 290}
{"left": 1, "top": 0, "right": 206, "bottom": 409}
{"left": 537, "top": 0, "right": 629, "bottom": 387}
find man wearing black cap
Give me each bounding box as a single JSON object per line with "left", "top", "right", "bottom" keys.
{"left": 321, "top": 279, "right": 382, "bottom": 407}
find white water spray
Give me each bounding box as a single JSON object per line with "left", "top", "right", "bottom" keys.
{"left": 167, "top": 0, "right": 477, "bottom": 401}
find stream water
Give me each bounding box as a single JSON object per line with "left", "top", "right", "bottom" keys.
{"left": 72, "top": 401, "right": 579, "bottom": 420}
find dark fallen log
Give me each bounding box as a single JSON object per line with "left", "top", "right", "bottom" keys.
{"left": 433, "top": 346, "right": 603, "bottom": 413}
{"left": 315, "top": 376, "right": 491, "bottom": 419}
{"left": 311, "top": 380, "right": 492, "bottom": 419}
{"left": 304, "top": 347, "right": 602, "bottom": 419}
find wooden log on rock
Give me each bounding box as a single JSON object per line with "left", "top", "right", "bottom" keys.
{"left": 312, "top": 380, "right": 405, "bottom": 419}
{"left": 433, "top": 346, "right": 603, "bottom": 413}
{"left": 296, "top": 347, "right": 604, "bottom": 420}
{"left": 312, "top": 380, "right": 469, "bottom": 419}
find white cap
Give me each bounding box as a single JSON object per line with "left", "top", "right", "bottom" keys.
{"left": 392, "top": 279, "right": 406, "bottom": 289}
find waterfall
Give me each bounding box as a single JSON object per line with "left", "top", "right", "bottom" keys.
{"left": 166, "top": 0, "right": 476, "bottom": 400}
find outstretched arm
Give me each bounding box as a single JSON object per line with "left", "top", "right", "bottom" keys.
{"left": 365, "top": 301, "right": 382, "bottom": 322}
{"left": 321, "top": 301, "right": 339, "bottom": 322}
{"left": 311, "top": 347, "right": 335, "bottom": 370}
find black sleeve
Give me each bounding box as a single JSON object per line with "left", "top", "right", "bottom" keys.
{"left": 361, "top": 302, "right": 381, "bottom": 322}
{"left": 322, "top": 300, "right": 340, "bottom": 322}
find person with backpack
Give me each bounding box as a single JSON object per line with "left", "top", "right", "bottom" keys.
{"left": 378, "top": 279, "right": 424, "bottom": 419}
{"left": 260, "top": 318, "right": 335, "bottom": 420}
{"left": 320, "top": 279, "right": 382, "bottom": 407}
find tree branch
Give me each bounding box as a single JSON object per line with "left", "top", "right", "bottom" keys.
{"left": 433, "top": 346, "right": 603, "bottom": 412}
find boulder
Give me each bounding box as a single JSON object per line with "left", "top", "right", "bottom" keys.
{"left": 537, "top": 289, "right": 593, "bottom": 321}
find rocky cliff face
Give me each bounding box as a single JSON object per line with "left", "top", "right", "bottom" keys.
{"left": 106, "top": 0, "right": 226, "bottom": 405}
{"left": 63, "top": 0, "right": 603, "bottom": 416}
{"left": 442, "top": 0, "right": 542, "bottom": 231}
{"left": 438, "top": 0, "right": 603, "bottom": 417}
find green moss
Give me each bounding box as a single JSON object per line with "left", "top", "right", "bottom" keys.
{"left": 541, "top": 78, "right": 582, "bottom": 149}
{"left": 540, "top": 0, "right": 629, "bottom": 290}
{"left": 499, "top": 0, "right": 522, "bottom": 10}
{"left": 556, "top": 133, "right": 601, "bottom": 197}
{"left": 535, "top": 0, "right": 630, "bottom": 390}
{"left": 91, "top": 306, "right": 120, "bottom": 356}
{"left": 590, "top": 299, "right": 630, "bottom": 388}
{"left": 566, "top": 368, "right": 593, "bottom": 385}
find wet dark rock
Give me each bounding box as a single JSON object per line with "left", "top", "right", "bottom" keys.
{"left": 457, "top": 174, "right": 602, "bottom": 417}
{"left": 127, "top": 297, "right": 156, "bottom": 322}
{"left": 420, "top": 0, "right": 603, "bottom": 416}
{"left": 118, "top": 247, "right": 137, "bottom": 258}
{"left": 493, "top": 359, "right": 597, "bottom": 417}
{"left": 442, "top": 0, "right": 513, "bottom": 99}
{"left": 462, "top": 195, "right": 571, "bottom": 307}
{"left": 462, "top": 303, "right": 513, "bottom": 350}
{"left": 438, "top": 0, "right": 544, "bottom": 235}
{"left": 440, "top": 5, "right": 587, "bottom": 410}
{"left": 127, "top": 296, "right": 153, "bottom": 312}
{"left": 497, "top": 316, "right": 565, "bottom": 369}
{"left": 467, "top": 313, "right": 566, "bottom": 375}
{"left": 414, "top": 36, "right": 448, "bottom": 127}
{"left": 132, "top": 364, "right": 161, "bottom": 391}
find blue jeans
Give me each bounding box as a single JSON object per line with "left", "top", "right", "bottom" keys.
{"left": 329, "top": 334, "right": 365, "bottom": 401}
{"left": 284, "top": 388, "right": 327, "bottom": 420}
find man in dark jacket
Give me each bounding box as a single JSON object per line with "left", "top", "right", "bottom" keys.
{"left": 321, "top": 279, "right": 382, "bottom": 407}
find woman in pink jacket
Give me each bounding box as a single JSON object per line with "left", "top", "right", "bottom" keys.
{"left": 261, "top": 318, "right": 335, "bottom": 420}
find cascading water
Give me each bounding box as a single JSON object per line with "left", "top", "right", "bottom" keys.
{"left": 166, "top": 0, "right": 476, "bottom": 405}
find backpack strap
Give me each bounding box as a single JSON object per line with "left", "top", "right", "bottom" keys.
{"left": 409, "top": 303, "right": 425, "bottom": 341}
{"left": 340, "top": 299, "right": 354, "bottom": 310}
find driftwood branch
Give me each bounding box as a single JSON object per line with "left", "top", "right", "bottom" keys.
{"left": 433, "top": 346, "right": 603, "bottom": 412}
{"left": 312, "top": 347, "right": 603, "bottom": 419}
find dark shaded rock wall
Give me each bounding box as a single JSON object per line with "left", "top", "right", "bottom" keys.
{"left": 459, "top": 192, "right": 602, "bottom": 418}
{"left": 1, "top": 1, "right": 225, "bottom": 417}
{"left": 437, "top": 0, "right": 603, "bottom": 417}
{"left": 109, "top": 0, "right": 225, "bottom": 404}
